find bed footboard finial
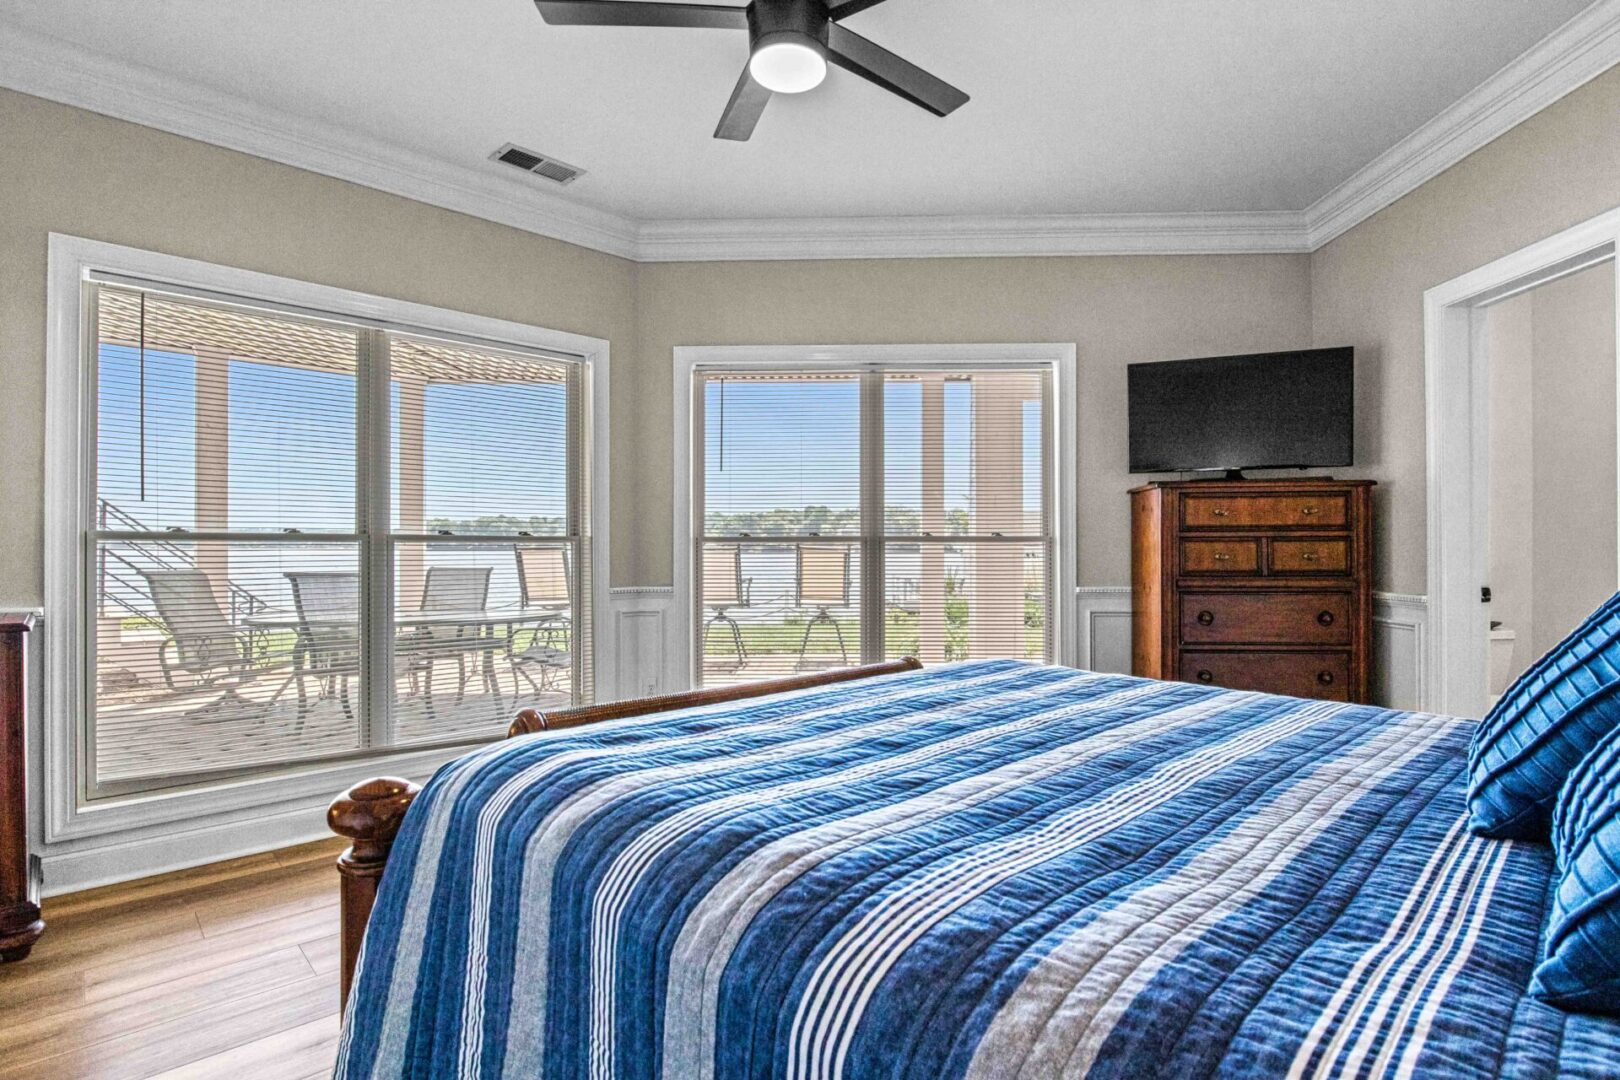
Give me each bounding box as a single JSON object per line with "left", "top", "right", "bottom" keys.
{"left": 328, "top": 776, "right": 420, "bottom": 1009}
{"left": 509, "top": 708, "right": 546, "bottom": 738}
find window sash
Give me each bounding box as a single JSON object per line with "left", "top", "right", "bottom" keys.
{"left": 692, "top": 366, "right": 1055, "bottom": 682}
{"left": 82, "top": 280, "right": 593, "bottom": 799}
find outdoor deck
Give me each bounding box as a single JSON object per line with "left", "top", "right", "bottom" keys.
{"left": 94, "top": 648, "right": 570, "bottom": 786}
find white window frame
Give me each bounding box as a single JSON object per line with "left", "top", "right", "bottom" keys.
{"left": 44, "top": 234, "right": 611, "bottom": 843}
{"left": 671, "top": 343, "right": 1078, "bottom": 688}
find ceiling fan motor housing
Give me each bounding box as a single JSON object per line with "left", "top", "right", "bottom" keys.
{"left": 748, "top": 0, "right": 830, "bottom": 55}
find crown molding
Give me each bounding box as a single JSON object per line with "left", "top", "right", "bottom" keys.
{"left": 3, "top": 6, "right": 1617, "bottom": 264}
{"left": 633, "top": 211, "right": 1312, "bottom": 261}
{"left": 0, "top": 22, "right": 642, "bottom": 261}
{"left": 1304, "top": 0, "right": 1620, "bottom": 250}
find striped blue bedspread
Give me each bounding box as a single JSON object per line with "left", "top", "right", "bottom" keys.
{"left": 336, "top": 660, "right": 1620, "bottom": 1079}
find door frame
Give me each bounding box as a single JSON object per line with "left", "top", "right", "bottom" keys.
{"left": 1424, "top": 206, "right": 1620, "bottom": 716}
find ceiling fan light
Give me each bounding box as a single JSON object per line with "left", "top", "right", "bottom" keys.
{"left": 749, "top": 39, "right": 827, "bottom": 94}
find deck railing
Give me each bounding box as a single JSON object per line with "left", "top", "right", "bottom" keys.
{"left": 95, "top": 498, "right": 268, "bottom": 626}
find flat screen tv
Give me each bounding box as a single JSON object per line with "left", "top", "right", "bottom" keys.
{"left": 1128, "top": 347, "right": 1353, "bottom": 476}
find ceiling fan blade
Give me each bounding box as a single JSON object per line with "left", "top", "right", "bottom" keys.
{"left": 826, "top": 0, "right": 893, "bottom": 20}
{"left": 714, "top": 65, "right": 772, "bottom": 141}
{"left": 533, "top": 1, "right": 748, "bottom": 30}
{"left": 825, "top": 22, "right": 969, "bottom": 117}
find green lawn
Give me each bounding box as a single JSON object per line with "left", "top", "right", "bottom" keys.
{"left": 704, "top": 604, "right": 1045, "bottom": 660}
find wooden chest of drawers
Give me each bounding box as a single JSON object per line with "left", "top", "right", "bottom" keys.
{"left": 1130, "top": 479, "right": 1374, "bottom": 703}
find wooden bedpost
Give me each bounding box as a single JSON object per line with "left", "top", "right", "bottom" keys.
{"left": 328, "top": 776, "right": 419, "bottom": 1010}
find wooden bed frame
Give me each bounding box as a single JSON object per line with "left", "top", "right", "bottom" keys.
{"left": 326, "top": 657, "right": 922, "bottom": 1006}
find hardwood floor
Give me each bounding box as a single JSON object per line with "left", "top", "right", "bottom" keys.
{"left": 0, "top": 840, "right": 346, "bottom": 1080}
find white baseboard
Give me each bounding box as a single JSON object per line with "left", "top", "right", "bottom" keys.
{"left": 39, "top": 797, "right": 332, "bottom": 897}
{"left": 1072, "top": 587, "right": 1430, "bottom": 711}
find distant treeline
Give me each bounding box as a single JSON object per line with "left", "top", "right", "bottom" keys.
{"left": 423, "top": 506, "right": 981, "bottom": 536}
{"left": 701, "top": 506, "right": 974, "bottom": 536}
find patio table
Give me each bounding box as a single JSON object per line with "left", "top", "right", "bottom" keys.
{"left": 242, "top": 605, "right": 570, "bottom": 717}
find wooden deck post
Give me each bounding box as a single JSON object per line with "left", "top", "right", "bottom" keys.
{"left": 327, "top": 776, "right": 420, "bottom": 1009}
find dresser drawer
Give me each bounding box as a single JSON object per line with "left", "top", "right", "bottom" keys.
{"left": 1179, "top": 651, "right": 1351, "bottom": 701}
{"left": 1181, "top": 539, "right": 1259, "bottom": 574}
{"left": 1180, "top": 591, "right": 1352, "bottom": 645}
{"left": 1269, "top": 539, "right": 1350, "bottom": 574}
{"left": 1182, "top": 493, "right": 1348, "bottom": 530}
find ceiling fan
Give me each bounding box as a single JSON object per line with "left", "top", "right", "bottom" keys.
{"left": 532, "top": 0, "right": 969, "bottom": 141}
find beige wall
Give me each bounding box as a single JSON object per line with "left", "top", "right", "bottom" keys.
{"left": 632, "top": 255, "right": 1314, "bottom": 585}
{"left": 1311, "top": 65, "right": 1620, "bottom": 595}
{"left": 1484, "top": 261, "right": 1618, "bottom": 671}
{"left": 1529, "top": 262, "right": 1618, "bottom": 655}
{"left": 0, "top": 88, "right": 638, "bottom": 602}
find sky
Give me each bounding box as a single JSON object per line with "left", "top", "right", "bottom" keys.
{"left": 702, "top": 376, "right": 1045, "bottom": 527}
{"left": 97, "top": 344, "right": 569, "bottom": 534}
{"left": 101, "top": 352, "right": 1043, "bottom": 537}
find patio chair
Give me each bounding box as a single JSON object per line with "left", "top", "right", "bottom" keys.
{"left": 701, "top": 546, "right": 752, "bottom": 668}
{"left": 285, "top": 570, "right": 360, "bottom": 722}
{"left": 510, "top": 546, "right": 572, "bottom": 695}
{"left": 795, "top": 544, "right": 851, "bottom": 668}
{"left": 400, "top": 566, "right": 500, "bottom": 708}
{"left": 140, "top": 568, "right": 253, "bottom": 690}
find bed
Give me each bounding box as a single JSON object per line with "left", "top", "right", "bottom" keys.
{"left": 327, "top": 658, "right": 1620, "bottom": 1078}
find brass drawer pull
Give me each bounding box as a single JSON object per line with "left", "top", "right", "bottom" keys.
{"left": 1213, "top": 553, "right": 1232, "bottom": 562}
{"left": 1301, "top": 506, "right": 1320, "bottom": 516}
{"left": 1301, "top": 552, "right": 1318, "bottom": 562}
{"left": 1317, "top": 610, "right": 1336, "bottom": 626}
{"left": 1196, "top": 610, "right": 1215, "bottom": 626}
{"left": 1197, "top": 670, "right": 1214, "bottom": 683}
{"left": 1210, "top": 507, "right": 1229, "bottom": 517}
{"left": 1317, "top": 671, "right": 1335, "bottom": 686}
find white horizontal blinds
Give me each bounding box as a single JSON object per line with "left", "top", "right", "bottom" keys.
{"left": 390, "top": 541, "right": 544, "bottom": 744}
{"left": 87, "top": 280, "right": 593, "bottom": 797}
{"left": 694, "top": 363, "right": 1054, "bottom": 687}
{"left": 389, "top": 334, "right": 588, "bottom": 734}
{"left": 697, "top": 371, "right": 865, "bottom": 687}
{"left": 93, "top": 540, "right": 364, "bottom": 786}
{"left": 95, "top": 286, "right": 358, "bottom": 533}
{"left": 882, "top": 370, "right": 1052, "bottom": 664}
{"left": 702, "top": 373, "right": 863, "bottom": 537}
{"left": 699, "top": 541, "right": 864, "bottom": 685}
{"left": 91, "top": 539, "right": 363, "bottom": 789}
{"left": 882, "top": 542, "right": 1050, "bottom": 664}
{"left": 389, "top": 336, "right": 572, "bottom": 536}
{"left": 92, "top": 284, "right": 364, "bottom": 792}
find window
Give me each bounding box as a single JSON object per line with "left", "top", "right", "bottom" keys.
{"left": 81, "top": 278, "right": 595, "bottom": 798}
{"left": 688, "top": 353, "right": 1065, "bottom": 687}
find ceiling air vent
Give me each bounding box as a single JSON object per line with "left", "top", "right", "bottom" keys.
{"left": 491, "top": 143, "right": 585, "bottom": 185}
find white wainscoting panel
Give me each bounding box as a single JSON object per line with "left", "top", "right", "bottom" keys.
{"left": 1074, "top": 587, "right": 1135, "bottom": 675}
{"left": 1370, "top": 593, "right": 1429, "bottom": 712}
{"left": 1072, "top": 588, "right": 1429, "bottom": 710}
{"left": 606, "top": 588, "right": 680, "bottom": 701}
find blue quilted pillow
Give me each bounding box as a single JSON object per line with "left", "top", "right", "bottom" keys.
{"left": 1468, "top": 590, "right": 1620, "bottom": 839}
{"left": 1532, "top": 721, "right": 1620, "bottom": 1014}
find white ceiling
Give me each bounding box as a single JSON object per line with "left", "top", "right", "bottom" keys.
{"left": 0, "top": 0, "right": 1599, "bottom": 224}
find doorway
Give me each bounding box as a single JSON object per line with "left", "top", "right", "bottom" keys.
{"left": 1482, "top": 260, "right": 1617, "bottom": 706}
{"left": 1425, "top": 207, "right": 1620, "bottom": 717}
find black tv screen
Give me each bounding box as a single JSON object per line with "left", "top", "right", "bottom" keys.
{"left": 1128, "top": 347, "right": 1354, "bottom": 473}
